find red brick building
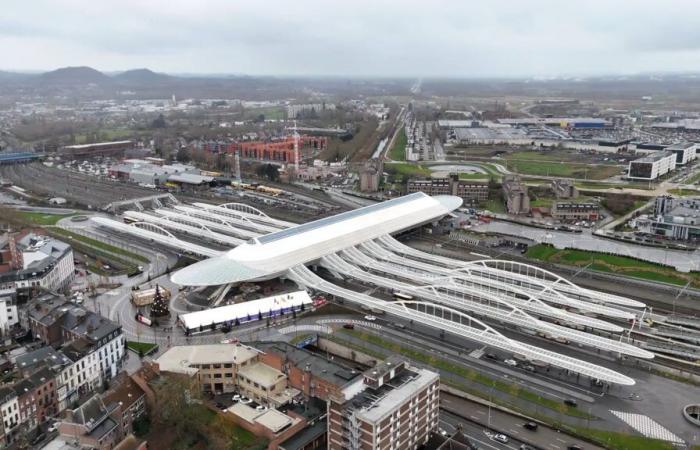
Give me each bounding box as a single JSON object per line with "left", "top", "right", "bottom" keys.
{"left": 200, "top": 136, "right": 327, "bottom": 163}
{"left": 327, "top": 357, "right": 440, "bottom": 450}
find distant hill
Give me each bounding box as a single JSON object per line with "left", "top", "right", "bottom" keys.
{"left": 39, "top": 66, "right": 111, "bottom": 85}
{"left": 113, "top": 68, "right": 172, "bottom": 84}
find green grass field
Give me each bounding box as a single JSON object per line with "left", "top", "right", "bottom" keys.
{"left": 336, "top": 330, "right": 593, "bottom": 418}
{"left": 127, "top": 341, "right": 158, "bottom": 354}
{"left": 481, "top": 198, "right": 506, "bottom": 213}
{"left": 51, "top": 228, "right": 149, "bottom": 263}
{"left": 389, "top": 128, "right": 407, "bottom": 161}
{"left": 526, "top": 244, "right": 700, "bottom": 287}
{"left": 243, "top": 107, "right": 286, "bottom": 121}
{"left": 668, "top": 188, "right": 700, "bottom": 196}
{"left": 458, "top": 172, "right": 489, "bottom": 180}
{"left": 386, "top": 162, "right": 431, "bottom": 178}
{"left": 18, "top": 211, "right": 74, "bottom": 226}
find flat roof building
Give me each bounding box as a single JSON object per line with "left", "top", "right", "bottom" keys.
{"left": 407, "top": 174, "right": 488, "bottom": 205}
{"left": 640, "top": 197, "right": 700, "bottom": 242}
{"left": 628, "top": 151, "right": 676, "bottom": 180}
{"left": 665, "top": 142, "right": 697, "bottom": 165}
{"left": 327, "top": 356, "right": 439, "bottom": 450}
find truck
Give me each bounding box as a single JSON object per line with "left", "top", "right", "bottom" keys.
{"left": 131, "top": 286, "right": 171, "bottom": 307}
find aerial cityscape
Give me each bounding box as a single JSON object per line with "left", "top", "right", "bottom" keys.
{"left": 1, "top": 1, "right": 700, "bottom": 450}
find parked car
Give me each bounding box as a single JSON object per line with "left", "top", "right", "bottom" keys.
{"left": 504, "top": 359, "right": 517, "bottom": 367}
{"left": 485, "top": 353, "right": 499, "bottom": 360}
{"left": 239, "top": 397, "right": 253, "bottom": 405}
{"left": 564, "top": 399, "right": 578, "bottom": 407}
{"left": 343, "top": 323, "right": 355, "bottom": 330}
{"left": 364, "top": 315, "right": 377, "bottom": 321}
{"left": 232, "top": 394, "right": 241, "bottom": 402}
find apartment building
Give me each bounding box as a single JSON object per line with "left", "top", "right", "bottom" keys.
{"left": 327, "top": 357, "right": 440, "bottom": 450}
{"left": 27, "top": 301, "right": 125, "bottom": 381}
{"left": 407, "top": 174, "right": 488, "bottom": 204}
{"left": 551, "top": 202, "right": 600, "bottom": 222}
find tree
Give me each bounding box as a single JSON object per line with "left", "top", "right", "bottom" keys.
{"left": 176, "top": 147, "right": 191, "bottom": 163}
{"left": 152, "top": 114, "right": 167, "bottom": 129}
{"left": 150, "top": 285, "right": 170, "bottom": 318}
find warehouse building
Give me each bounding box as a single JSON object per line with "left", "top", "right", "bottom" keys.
{"left": 60, "top": 141, "right": 134, "bottom": 157}
{"left": 628, "top": 151, "right": 676, "bottom": 180}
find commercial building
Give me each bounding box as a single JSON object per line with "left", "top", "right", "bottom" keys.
{"left": 502, "top": 175, "right": 530, "bottom": 215}
{"left": 109, "top": 159, "right": 198, "bottom": 186}
{"left": 453, "top": 127, "right": 530, "bottom": 145}
{"left": 407, "top": 174, "right": 488, "bottom": 205}
{"left": 640, "top": 197, "right": 700, "bottom": 241}
{"left": 665, "top": 142, "right": 697, "bottom": 165}
{"left": 287, "top": 103, "right": 336, "bottom": 119}
{"left": 628, "top": 151, "right": 676, "bottom": 180}
{"left": 155, "top": 343, "right": 259, "bottom": 395}
{"left": 327, "top": 356, "right": 440, "bottom": 450}
{"left": 13, "top": 367, "right": 57, "bottom": 432}
{"left": 551, "top": 179, "right": 578, "bottom": 199}
{"left": 551, "top": 202, "right": 600, "bottom": 222}
{"left": 177, "top": 291, "right": 312, "bottom": 333}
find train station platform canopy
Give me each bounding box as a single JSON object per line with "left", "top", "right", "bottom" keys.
{"left": 171, "top": 193, "right": 462, "bottom": 286}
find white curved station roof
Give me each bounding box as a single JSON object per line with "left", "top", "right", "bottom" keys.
{"left": 171, "top": 193, "right": 462, "bottom": 286}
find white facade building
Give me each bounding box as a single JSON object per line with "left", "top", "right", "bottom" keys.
{"left": 665, "top": 142, "right": 697, "bottom": 166}
{"left": 628, "top": 151, "right": 677, "bottom": 180}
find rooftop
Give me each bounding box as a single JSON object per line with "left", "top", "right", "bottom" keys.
{"left": 172, "top": 192, "right": 462, "bottom": 286}
{"left": 238, "top": 362, "right": 286, "bottom": 388}
{"left": 254, "top": 341, "right": 361, "bottom": 388}
{"left": 340, "top": 364, "right": 439, "bottom": 424}
{"left": 156, "top": 344, "right": 259, "bottom": 375}
{"left": 15, "top": 346, "right": 71, "bottom": 373}
{"left": 632, "top": 151, "right": 675, "bottom": 163}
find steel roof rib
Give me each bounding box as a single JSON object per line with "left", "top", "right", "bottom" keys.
{"left": 90, "top": 217, "right": 222, "bottom": 257}
{"left": 287, "top": 264, "right": 636, "bottom": 386}
{"left": 342, "top": 245, "right": 622, "bottom": 333}
{"left": 323, "top": 253, "right": 651, "bottom": 359}
{"left": 123, "top": 210, "right": 244, "bottom": 246}
{"left": 372, "top": 238, "right": 636, "bottom": 319}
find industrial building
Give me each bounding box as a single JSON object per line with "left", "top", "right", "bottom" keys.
{"left": 551, "top": 179, "right": 578, "bottom": 199}
{"left": 60, "top": 141, "right": 134, "bottom": 157}
{"left": 453, "top": 127, "right": 530, "bottom": 145}
{"left": 639, "top": 197, "right": 700, "bottom": 241}
{"left": 497, "top": 117, "right": 609, "bottom": 128}
{"left": 406, "top": 174, "right": 488, "bottom": 205}
{"left": 327, "top": 356, "right": 439, "bottom": 450}
{"left": 665, "top": 142, "right": 697, "bottom": 165}
{"left": 108, "top": 159, "right": 200, "bottom": 186}
{"left": 502, "top": 175, "right": 530, "bottom": 214}
{"left": 628, "top": 151, "right": 677, "bottom": 180}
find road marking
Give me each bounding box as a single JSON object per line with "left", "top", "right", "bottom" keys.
{"left": 609, "top": 410, "right": 684, "bottom": 443}
{"left": 556, "top": 437, "right": 566, "bottom": 443}
{"left": 470, "top": 415, "right": 479, "bottom": 420}
{"left": 509, "top": 429, "right": 519, "bottom": 435}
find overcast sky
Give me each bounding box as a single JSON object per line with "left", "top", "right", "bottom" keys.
{"left": 2, "top": 0, "right": 700, "bottom": 78}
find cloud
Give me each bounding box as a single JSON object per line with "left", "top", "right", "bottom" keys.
{"left": 1, "top": 0, "right": 700, "bottom": 77}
